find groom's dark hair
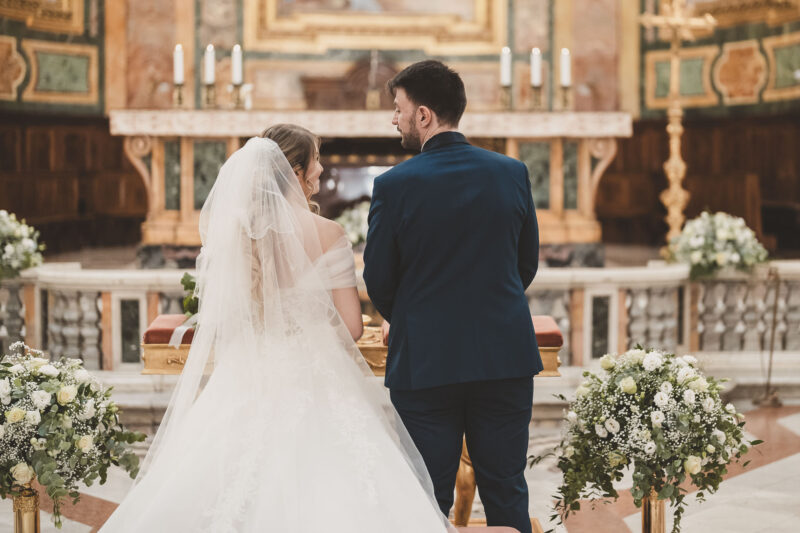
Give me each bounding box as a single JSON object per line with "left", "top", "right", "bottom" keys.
{"left": 387, "top": 60, "right": 467, "bottom": 127}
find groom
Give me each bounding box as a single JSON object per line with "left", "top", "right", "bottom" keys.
{"left": 363, "top": 60, "right": 542, "bottom": 533}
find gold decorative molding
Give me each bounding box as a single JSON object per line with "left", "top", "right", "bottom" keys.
{"left": 0, "top": 35, "right": 25, "bottom": 101}
{"left": 713, "top": 39, "right": 767, "bottom": 105}
{"left": 645, "top": 45, "right": 720, "bottom": 109}
{"left": 691, "top": 0, "right": 800, "bottom": 27}
{"left": 0, "top": 0, "right": 84, "bottom": 34}
{"left": 243, "top": 0, "right": 507, "bottom": 55}
{"left": 21, "top": 39, "right": 98, "bottom": 105}
{"left": 762, "top": 31, "right": 800, "bottom": 102}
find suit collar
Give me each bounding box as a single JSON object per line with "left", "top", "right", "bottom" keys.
{"left": 421, "top": 131, "right": 468, "bottom": 153}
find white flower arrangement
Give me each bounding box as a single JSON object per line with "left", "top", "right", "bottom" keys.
{"left": 334, "top": 201, "right": 370, "bottom": 247}
{"left": 533, "top": 347, "right": 759, "bottom": 533}
{"left": 0, "top": 210, "right": 45, "bottom": 280}
{"left": 666, "top": 211, "right": 767, "bottom": 280}
{"left": 0, "top": 342, "right": 144, "bottom": 527}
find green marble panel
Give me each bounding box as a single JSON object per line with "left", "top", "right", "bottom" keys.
{"left": 164, "top": 141, "right": 181, "bottom": 211}
{"left": 518, "top": 142, "right": 550, "bottom": 210}
{"left": 775, "top": 44, "right": 800, "bottom": 89}
{"left": 34, "top": 51, "right": 90, "bottom": 93}
{"left": 591, "top": 295, "right": 610, "bottom": 359}
{"left": 563, "top": 140, "right": 578, "bottom": 210}
{"left": 194, "top": 141, "right": 227, "bottom": 210}
{"left": 654, "top": 58, "right": 707, "bottom": 98}
{"left": 120, "top": 299, "right": 141, "bottom": 364}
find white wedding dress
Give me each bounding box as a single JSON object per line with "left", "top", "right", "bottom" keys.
{"left": 100, "top": 138, "right": 453, "bottom": 532}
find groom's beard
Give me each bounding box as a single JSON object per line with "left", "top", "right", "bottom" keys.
{"left": 398, "top": 121, "right": 422, "bottom": 151}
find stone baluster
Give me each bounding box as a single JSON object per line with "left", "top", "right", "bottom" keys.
{"left": 61, "top": 291, "right": 81, "bottom": 359}
{"left": 79, "top": 292, "right": 101, "bottom": 370}
{"left": 741, "top": 279, "right": 763, "bottom": 351}
{"left": 2, "top": 280, "right": 25, "bottom": 350}
{"left": 784, "top": 281, "right": 800, "bottom": 351}
{"left": 628, "top": 289, "right": 647, "bottom": 348}
{"left": 699, "top": 282, "right": 725, "bottom": 350}
{"left": 721, "top": 282, "right": 745, "bottom": 351}
{"left": 48, "top": 291, "right": 65, "bottom": 359}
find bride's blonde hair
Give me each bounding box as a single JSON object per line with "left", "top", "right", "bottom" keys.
{"left": 260, "top": 123, "right": 321, "bottom": 213}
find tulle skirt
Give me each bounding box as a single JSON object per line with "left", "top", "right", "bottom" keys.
{"left": 100, "top": 328, "right": 451, "bottom": 533}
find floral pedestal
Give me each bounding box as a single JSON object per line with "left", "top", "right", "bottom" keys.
{"left": 12, "top": 483, "right": 40, "bottom": 533}
{"left": 642, "top": 489, "right": 665, "bottom": 533}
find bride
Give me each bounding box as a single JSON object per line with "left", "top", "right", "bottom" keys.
{"left": 101, "top": 125, "right": 453, "bottom": 532}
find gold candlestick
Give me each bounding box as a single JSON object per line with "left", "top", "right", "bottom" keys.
{"left": 500, "top": 86, "right": 512, "bottom": 110}
{"left": 530, "top": 85, "right": 543, "bottom": 110}
{"left": 202, "top": 83, "right": 216, "bottom": 109}
{"left": 13, "top": 483, "right": 40, "bottom": 533}
{"left": 232, "top": 83, "right": 243, "bottom": 109}
{"left": 172, "top": 83, "right": 184, "bottom": 108}
{"left": 560, "top": 85, "right": 572, "bottom": 111}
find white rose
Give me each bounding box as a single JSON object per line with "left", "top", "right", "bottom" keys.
{"left": 619, "top": 376, "right": 637, "bottom": 394}
{"left": 725, "top": 403, "right": 737, "bottom": 414}
{"left": 651, "top": 410, "right": 665, "bottom": 428}
{"left": 25, "top": 410, "right": 41, "bottom": 426}
{"left": 564, "top": 446, "right": 575, "bottom": 458}
{"left": 712, "top": 429, "right": 726, "bottom": 444}
{"left": 627, "top": 349, "right": 646, "bottom": 364}
{"left": 689, "top": 377, "right": 709, "bottom": 392}
{"left": 576, "top": 383, "right": 591, "bottom": 398}
{"left": 604, "top": 418, "right": 620, "bottom": 434}
{"left": 682, "top": 355, "right": 698, "bottom": 366}
{"left": 706, "top": 444, "right": 716, "bottom": 454}
{"left": 77, "top": 400, "right": 96, "bottom": 421}
{"left": 0, "top": 378, "right": 10, "bottom": 396}
{"left": 3, "top": 244, "right": 13, "bottom": 255}
{"left": 660, "top": 381, "right": 673, "bottom": 394}
{"left": 600, "top": 354, "right": 616, "bottom": 370}
{"left": 677, "top": 367, "right": 697, "bottom": 384}
{"left": 1, "top": 395, "right": 9, "bottom": 405}
{"left": 76, "top": 435, "right": 94, "bottom": 453}
{"left": 6, "top": 407, "right": 25, "bottom": 424}
{"left": 643, "top": 352, "right": 663, "bottom": 372}
{"left": 38, "top": 364, "right": 59, "bottom": 378}
{"left": 654, "top": 391, "right": 670, "bottom": 409}
{"left": 703, "top": 397, "right": 716, "bottom": 412}
{"left": 27, "top": 358, "right": 49, "bottom": 369}
{"left": 737, "top": 412, "right": 746, "bottom": 422}
{"left": 684, "top": 455, "right": 702, "bottom": 475}
{"left": 30, "top": 437, "right": 47, "bottom": 451}
{"left": 690, "top": 250, "right": 703, "bottom": 264}
{"left": 683, "top": 389, "right": 696, "bottom": 404}
{"left": 11, "top": 463, "right": 35, "bottom": 485}
{"left": 689, "top": 235, "right": 704, "bottom": 248}
{"left": 730, "top": 252, "right": 741, "bottom": 264}
{"left": 56, "top": 385, "right": 78, "bottom": 405}
{"left": 73, "top": 368, "right": 91, "bottom": 384}
{"left": 673, "top": 357, "right": 688, "bottom": 368}
{"left": 644, "top": 441, "right": 657, "bottom": 455}
{"left": 566, "top": 411, "right": 578, "bottom": 424}
{"left": 595, "top": 424, "right": 609, "bottom": 438}
{"left": 9, "top": 364, "right": 24, "bottom": 374}
{"left": 31, "top": 390, "right": 51, "bottom": 411}
{"left": 715, "top": 252, "right": 729, "bottom": 266}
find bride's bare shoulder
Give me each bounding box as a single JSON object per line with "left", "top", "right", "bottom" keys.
{"left": 311, "top": 213, "right": 346, "bottom": 250}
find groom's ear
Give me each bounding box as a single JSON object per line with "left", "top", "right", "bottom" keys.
{"left": 417, "top": 105, "right": 434, "bottom": 127}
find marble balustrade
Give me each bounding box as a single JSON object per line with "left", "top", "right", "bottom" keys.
{"left": 1, "top": 261, "right": 799, "bottom": 370}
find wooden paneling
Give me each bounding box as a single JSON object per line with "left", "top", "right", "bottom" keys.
{"left": 0, "top": 115, "right": 146, "bottom": 252}
{"left": 597, "top": 116, "right": 800, "bottom": 249}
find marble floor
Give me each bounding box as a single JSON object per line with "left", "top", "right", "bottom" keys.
{"left": 2, "top": 402, "right": 798, "bottom": 532}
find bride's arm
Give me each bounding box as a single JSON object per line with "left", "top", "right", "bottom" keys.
{"left": 332, "top": 287, "right": 363, "bottom": 341}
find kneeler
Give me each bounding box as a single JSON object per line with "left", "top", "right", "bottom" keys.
{"left": 142, "top": 315, "right": 563, "bottom": 533}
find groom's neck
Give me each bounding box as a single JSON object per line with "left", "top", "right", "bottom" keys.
{"left": 420, "top": 125, "right": 458, "bottom": 151}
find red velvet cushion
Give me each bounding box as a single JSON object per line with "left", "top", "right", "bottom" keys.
{"left": 533, "top": 315, "right": 563, "bottom": 348}
{"left": 142, "top": 314, "right": 194, "bottom": 344}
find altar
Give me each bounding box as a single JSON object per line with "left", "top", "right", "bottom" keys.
{"left": 140, "top": 313, "right": 564, "bottom": 531}
{"left": 110, "top": 109, "right": 631, "bottom": 267}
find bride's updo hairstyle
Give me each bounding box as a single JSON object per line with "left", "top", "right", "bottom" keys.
{"left": 260, "top": 123, "right": 321, "bottom": 213}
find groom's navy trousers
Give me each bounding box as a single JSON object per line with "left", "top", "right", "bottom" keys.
{"left": 364, "top": 131, "right": 541, "bottom": 533}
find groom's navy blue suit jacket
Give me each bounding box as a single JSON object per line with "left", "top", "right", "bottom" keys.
{"left": 363, "top": 131, "right": 542, "bottom": 391}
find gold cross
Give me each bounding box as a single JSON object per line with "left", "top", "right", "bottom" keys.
{"left": 640, "top": 0, "right": 717, "bottom": 242}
